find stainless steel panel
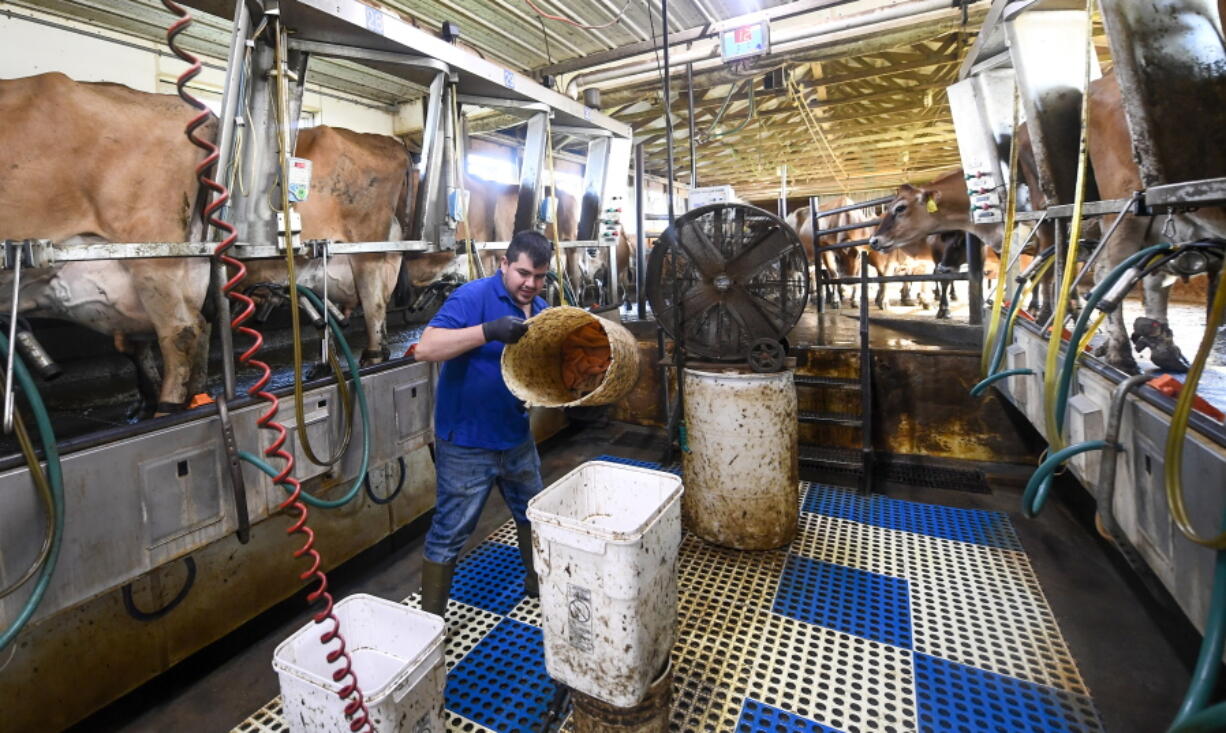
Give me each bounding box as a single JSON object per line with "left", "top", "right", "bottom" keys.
{"left": 0, "top": 359, "right": 435, "bottom": 628}
{"left": 140, "top": 445, "right": 224, "bottom": 551}
{"left": 393, "top": 375, "right": 434, "bottom": 449}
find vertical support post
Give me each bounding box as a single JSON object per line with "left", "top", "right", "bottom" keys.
{"left": 234, "top": 20, "right": 278, "bottom": 248}
{"left": 286, "top": 49, "right": 309, "bottom": 147}
{"left": 686, "top": 63, "right": 697, "bottom": 189}
{"left": 859, "top": 250, "right": 873, "bottom": 496}
{"left": 661, "top": 0, "right": 675, "bottom": 225}
{"left": 967, "top": 231, "right": 984, "bottom": 325}
{"left": 412, "top": 71, "right": 447, "bottom": 246}
{"left": 210, "top": 0, "right": 253, "bottom": 400}
{"left": 635, "top": 143, "right": 648, "bottom": 320}
{"left": 809, "top": 195, "right": 823, "bottom": 317}
{"left": 577, "top": 136, "right": 611, "bottom": 240}
{"left": 778, "top": 165, "right": 787, "bottom": 219}
{"left": 515, "top": 111, "right": 549, "bottom": 235}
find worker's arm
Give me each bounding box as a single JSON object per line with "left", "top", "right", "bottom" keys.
{"left": 414, "top": 316, "right": 529, "bottom": 363}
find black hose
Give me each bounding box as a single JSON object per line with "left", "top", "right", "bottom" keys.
{"left": 363, "top": 456, "right": 407, "bottom": 505}
{"left": 121, "top": 556, "right": 197, "bottom": 622}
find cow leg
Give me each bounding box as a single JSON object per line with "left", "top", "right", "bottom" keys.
{"left": 899, "top": 279, "right": 915, "bottom": 307}
{"left": 353, "top": 253, "right": 398, "bottom": 365}
{"left": 115, "top": 334, "right": 161, "bottom": 419}
{"left": 937, "top": 282, "right": 951, "bottom": 319}
{"left": 186, "top": 319, "right": 212, "bottom": 400}
{"left": 125, "top": 260, "right": 210, "bottom": 415}
{"left": 1094, "top": 215, "right": 1146, "bottom": 373}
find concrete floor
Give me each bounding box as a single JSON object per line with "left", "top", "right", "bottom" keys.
{"left": 71, "top": 417, "right": 1201, "bottom": 733}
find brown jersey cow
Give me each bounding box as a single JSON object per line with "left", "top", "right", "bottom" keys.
{"left": 0, "top": 72, "right": 214, "bottom": 413}
{"left": 242, "top": 125, "right": 412, "bottom": 362}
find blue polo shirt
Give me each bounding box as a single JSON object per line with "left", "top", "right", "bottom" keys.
{"left": 428, "top": 273, "right": 548, "bottom": 450}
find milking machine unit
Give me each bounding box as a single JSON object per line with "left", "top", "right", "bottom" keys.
{"left": 163, "top": 3, "right": 376, "bottom": 729}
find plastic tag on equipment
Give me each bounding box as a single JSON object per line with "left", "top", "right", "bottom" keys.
{"left": 288, "top": 157, "right": 312, "bottom": 203}
{"left": 539, "top": 195, "right": 556, "bottom": 224}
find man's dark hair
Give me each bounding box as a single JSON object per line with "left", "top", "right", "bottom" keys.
{"left": 505, "top": 230, "right": 552, "bottom": 268}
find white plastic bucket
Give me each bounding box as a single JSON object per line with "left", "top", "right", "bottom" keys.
{"left": 527, "top": 461, "right": 684, "bottom": 708}
{"left": 272, "top": 593, "right": 446, "bottom": 732}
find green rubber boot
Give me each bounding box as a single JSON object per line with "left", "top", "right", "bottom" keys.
{"left": 420, "top": 559, "right": 455, "bottom": 618}
{"left": 517, "top": 521, "right": 539, "bottom": 598}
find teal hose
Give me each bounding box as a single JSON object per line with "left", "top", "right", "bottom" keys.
{"left": 0, "top": 333, "right": 64, "bottom": 652}
{"left": 240, "top": 287, "right": 370, "bottom": 509}
{"left": 970, "top": 368, "right": 1034, "bottom": 398}
{"left": 1026, "top": 244, "right": 1172, "bottom": 517}
{"left": 1053, "top": 244, "right": 1172, "bottom": 434}
{"left": 1170, "top": 502, "right": 1226, "bottom": 731}
{"left": 982, "top": 279, "right": 1028, "bottom": 380}
{"left": 1021, "top": 440, "right": 1111, "bottom": 518}
{"left": 1172, "top": 702, "right": 1226, "bottom": 733}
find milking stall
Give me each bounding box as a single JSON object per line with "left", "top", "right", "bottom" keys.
{"left": 4, "top": 0, "right": 1226, "bottom": 731}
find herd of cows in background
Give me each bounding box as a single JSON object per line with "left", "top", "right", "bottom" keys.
{"left": 0, "top": 68, "right": 1219, "bottom": 418}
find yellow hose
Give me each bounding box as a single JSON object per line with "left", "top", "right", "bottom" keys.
{"left": 1042, "top": 0, "right": 1095, "bottom": 453}
{"left": 982, "top": 88, "right": 1022, "bottom": 377}
{"left": 272, "top": 23, "right": 354, "bottom": 467}
{"left": 0, "top": 409, "right": 52, "bottom": 599}
{"left": 1165, "top": 255, "right": 1226, "bottom": 548}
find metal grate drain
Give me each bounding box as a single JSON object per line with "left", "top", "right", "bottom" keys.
{"left": 802, "top": 455, "right": 992, "bottom": 495}
{"left": 234, "top": 468, "right": 1103, "bottom": 733}
{"left": 801, "top": 482, "right": 1021, "bottom": 551}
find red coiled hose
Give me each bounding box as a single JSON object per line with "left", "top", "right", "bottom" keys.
{"left": 162, "top": 4, "right": 373, "bottom": 730}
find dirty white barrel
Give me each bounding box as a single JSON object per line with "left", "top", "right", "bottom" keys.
{"left": 272, "top": 593, "right": 445, "bottom": 733}
{"left": 682, "top": 368, "right": 799, "bottom": 550}
{"left": 527, "top": 461, "right": 683, "bottom": 708}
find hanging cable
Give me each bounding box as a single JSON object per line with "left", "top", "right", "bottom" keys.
{"left": 0, "top": 333, "right": 64, "bottom": 653}
{"left": 0, "top": 408, "right": 53, "bottom": 600}
{"left": 703, "top": 79, "right": 756, "bottom": 140}
{"left": 161, "top": 4, "right": 372, "bottom": 729}
{"left": 1165, "top": 252, "right": 1226, "bottom": 549}
{"left": 981, "top": 87, "right": 1022, "bottom": 377}
{"left": 523, "top": 0, "right": 631, "bottom": 30}
{"left": 1040, "top": 0, "right": 1096, "bottom": 459}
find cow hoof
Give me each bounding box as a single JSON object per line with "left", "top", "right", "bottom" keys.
{"left": 307, "top": 361, "right": 332, "bottom": 381}
{"left": 1107, "top": 354, "right": 1141, "bottom": 375}
{"left": 360, "top": 348, "right": 390, "bottom": 367}
{"left": 937, "top": 308, "right": 951, "bottom": 320}
{"left": 900, "top": 296, "right": 915, "bottom": 307}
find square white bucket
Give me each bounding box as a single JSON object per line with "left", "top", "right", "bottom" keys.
{"left": 272, "top": 593, "right": 445, "bottom": 732}
{"left": 527, "top": 460, "right": 684, "bottom": 708}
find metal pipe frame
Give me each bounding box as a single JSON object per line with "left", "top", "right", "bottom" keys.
{"left": 636, "top": 143, "right": 648, "bottom": 320}
{"left": 514, "top": 112, "right": 549, "bottom": 236}
{"left": 211, "top": 0, "right": 254, "bottom": 401}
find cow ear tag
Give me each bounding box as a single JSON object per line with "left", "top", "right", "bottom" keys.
{"left": 925, "top": 197, "right": 939, "bottom": 213}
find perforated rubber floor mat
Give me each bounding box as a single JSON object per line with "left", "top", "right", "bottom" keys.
{"left": 234, "top": 462, "right": 1103, "bottom": 733}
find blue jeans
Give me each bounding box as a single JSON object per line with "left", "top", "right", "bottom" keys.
{"left": 424, "top": 436, "right": 543, "bottom": 564}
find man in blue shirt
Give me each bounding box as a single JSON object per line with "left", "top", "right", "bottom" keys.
{"left": 413, "top": 230, "right": 551, "bottom": 618}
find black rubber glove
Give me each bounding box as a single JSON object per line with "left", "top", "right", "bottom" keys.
{"left": 483, "top": 315, "right": 529, "bottom": 344}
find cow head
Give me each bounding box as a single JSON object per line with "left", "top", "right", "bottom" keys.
{"left": 869, "top": 184, "right": 942, "bottom": 252}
